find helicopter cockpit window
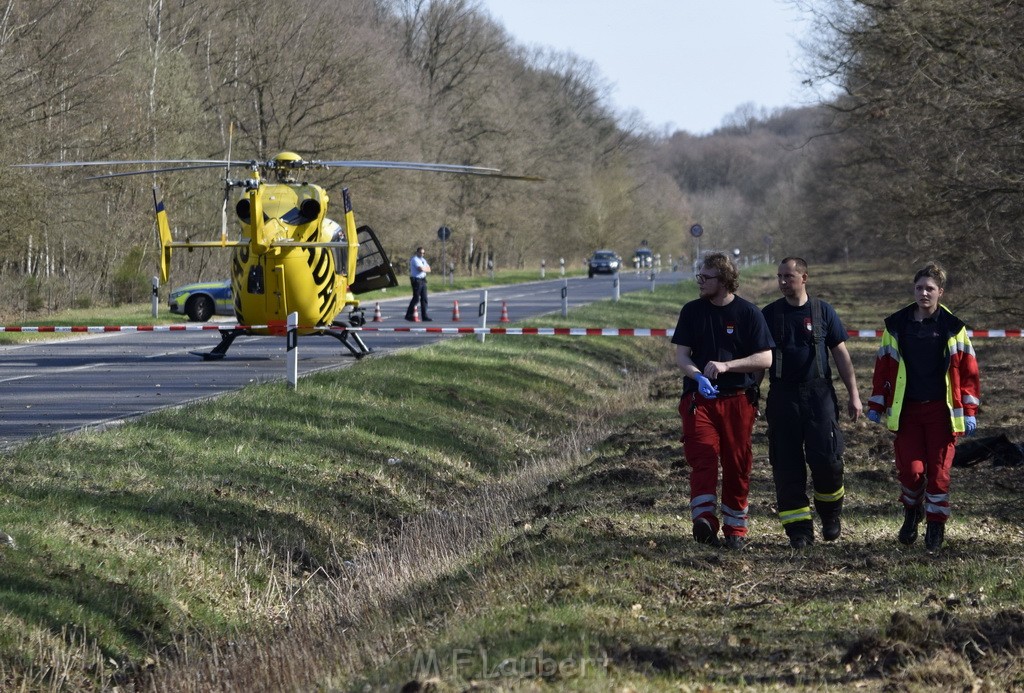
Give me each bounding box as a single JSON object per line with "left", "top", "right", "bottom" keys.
{"left": 333, "top": 237, "right": 348, "bottom": 276}
{"left": 321, "top": 218, "right": 347, "bottom": 275}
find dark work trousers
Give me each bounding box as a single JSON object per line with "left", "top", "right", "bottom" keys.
{"left": 405, "top": 276, "right": 428, "bottom": 319}
{"left": 765, "top": 378, "right": 845, "bottom": 539}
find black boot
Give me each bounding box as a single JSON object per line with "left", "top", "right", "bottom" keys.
{"left": 692, "top": 518, "right": 721, "bottom": 547}
{"left": 822, "top": 517, "right": 842, "bottom": 542}
{"left": 924, "top": 520, "right": 945, "bottom": 552}
{"left": 898, "top": 505, "right": 924, "bottom": 545}
{"left": 786, "top": 519, "right": 814, "bottom": 548}
{"left": 815, "top": 496, "right": 843, "bottom": 542}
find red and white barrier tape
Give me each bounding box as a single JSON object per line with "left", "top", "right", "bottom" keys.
{"left": 355, "top": 326, "right": 673, "bottom": 336}
{"left": 0, "top": 324, "right": 253, "bottom": 333}
{"left": 2, "top": 325, "right": 1023, "bottom": 337}
{"left": 847, "top": 329, "right": 1023, "bottom": 338}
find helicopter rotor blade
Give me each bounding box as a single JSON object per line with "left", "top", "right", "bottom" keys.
{"left": 314, "top": 160, "right": 543, "bottom": 181}
{"left": 84, "top": 163, "right": 245, "bottom": 180}
{"left": 15, "top": 157, "right": 542, "bottom": 181}
{"left": 14, "top": 159, "right": 251, "bottom": 169}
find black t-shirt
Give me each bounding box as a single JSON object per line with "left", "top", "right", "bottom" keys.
{"left": 902, "top": 316, "right": 947, "bottom": 401}
{"left": 761, "top": 298, "right": 847, "bottom": 384}
{"left": 671, "top": 295, "right": 774, "bottom": 394}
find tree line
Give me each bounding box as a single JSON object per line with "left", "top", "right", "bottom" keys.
{"left": 0, "top": 0, "right": 1018, "bottom": 320}
{"left": 0, "top": 0, "right": 687, "bottom": 314}
{"left": 660, "top": 0, "right": 1024, "bottom": 321}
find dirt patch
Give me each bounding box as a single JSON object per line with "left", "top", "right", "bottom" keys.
{"left": 844, "top": 609, "right": 1024, "bottom": 685}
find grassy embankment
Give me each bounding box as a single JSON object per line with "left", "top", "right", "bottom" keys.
{"left": 1, "top": 262, "right": 1023, "bottom": 691}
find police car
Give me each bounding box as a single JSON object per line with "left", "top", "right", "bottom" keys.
{"left": 168, "top": 280, "right": 234, "bottom": 322}
{"left": 633, "top": 248, "right": 654, "bottom": 269}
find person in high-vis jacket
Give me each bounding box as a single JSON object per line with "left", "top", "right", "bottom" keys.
{"left": 672, "top": 253, "right": 774, "bottom": 551}
{"left": 762, "top": 258, "right": 862, "bottom": 549}
{"left": 867, "top": 262, "right": 980, "bottom": 553}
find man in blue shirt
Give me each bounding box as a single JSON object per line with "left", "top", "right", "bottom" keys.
{"left": 405, "top": 247, "right": 432, "bottom": 321}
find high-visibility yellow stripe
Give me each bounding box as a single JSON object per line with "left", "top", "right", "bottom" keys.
{"left": 779, "top": 507, "right": 812, "bottom": 525}
{"left": 814, "top": 487, "right": 845, "bottom": 503}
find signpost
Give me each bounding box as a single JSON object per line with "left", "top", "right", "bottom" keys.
{"left": 437, "top": 225, "right": 452, "bottom": 286}
{"left": 690, "top": 223, "right": 704, "bottom": 271}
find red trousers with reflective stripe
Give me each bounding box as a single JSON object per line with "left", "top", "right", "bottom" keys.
{"left": 894, "top": 400, "right": 955, "bottom": 523}
{"left": 679, "top": 391, "right": 757, "bottom": 537}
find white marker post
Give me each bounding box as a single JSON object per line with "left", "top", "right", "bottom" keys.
{"left": 151, "top": 276, "right": 159, "bottom": 318}
{"left": 612, "top": 276, "right": 620, "bottom": 302}
{"left": 286, "top": 311, "right": 298, "bottom": 389}
{"left": 478, "top": 289, "right": 488, "bottom": 344}
{"left": 561, "top": 279, "right": 569, "bottom": 318}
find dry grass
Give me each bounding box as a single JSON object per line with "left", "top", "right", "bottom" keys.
{"left": 3, "top": 263, "right": 1023, "bottom": 691}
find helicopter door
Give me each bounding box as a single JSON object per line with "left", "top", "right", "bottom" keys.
{"left": 349, "top": 225, "right": 399, "bottom": 294}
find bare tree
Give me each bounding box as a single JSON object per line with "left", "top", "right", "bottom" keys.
{"left": 805, "top": 0, "right": 1024, "bottom": 315}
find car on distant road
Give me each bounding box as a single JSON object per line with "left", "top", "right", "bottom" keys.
{"left": 168, "top": 280, "right": 234, "bottom": 322}
{"left": 587, "top": 250, "right": 621, "bottom": 278}
{"left": 633, "top": 248, "right": 654, "bottom": 269}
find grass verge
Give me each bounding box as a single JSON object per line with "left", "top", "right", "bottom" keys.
{"left": 0, "top": 274, "right": 685, "bottom": 690}
{"left": 2, "top": 262, "right": 1023, "bottom": 691}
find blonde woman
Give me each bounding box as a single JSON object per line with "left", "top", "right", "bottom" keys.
{"left": 867, "top": 262, "right": 980, "bottom": 552}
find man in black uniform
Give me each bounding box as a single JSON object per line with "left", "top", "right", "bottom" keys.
{"left": 761, "top": 257, "right": 863, "bottom": 548}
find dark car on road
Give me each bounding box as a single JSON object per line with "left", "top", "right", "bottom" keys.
{"left": 588, "top": 250, "right": 621, "bottom": 278}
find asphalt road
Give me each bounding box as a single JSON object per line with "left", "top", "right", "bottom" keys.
{"left": 0, "top": 269, "right": 685, "bottom": 448}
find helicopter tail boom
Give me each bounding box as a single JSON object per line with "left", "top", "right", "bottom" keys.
{"left": 153, "top": 188, "right": 174, "bottom": 283}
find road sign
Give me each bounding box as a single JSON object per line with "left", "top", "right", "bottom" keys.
{"left": 437, "top": 225, "right": 452, "bottom": 241}
{"left": 690, "top": 224, "right": 703, "bottom": 238}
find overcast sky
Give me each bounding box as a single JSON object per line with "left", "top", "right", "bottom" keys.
{"left": 479, "top": 0, "right": 823, "bottom": 135}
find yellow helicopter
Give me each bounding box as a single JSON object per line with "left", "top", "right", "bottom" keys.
{"left": 18, "top": 152, "right": 536, "bottom": 360}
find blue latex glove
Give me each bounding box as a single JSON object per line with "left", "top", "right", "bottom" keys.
{"left": 867, "top": 410, "right": 881, "bottom": 424}
{"left": 694, "top": 374, "right": 718, "bottom": 399}
{"left": 965, "top": 416, "right": 977, "bottom": 436}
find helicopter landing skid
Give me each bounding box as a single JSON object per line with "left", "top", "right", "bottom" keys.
{"left": 190, "top": 328, "right": 247, "bottom": 361}
{"left": 326, "top": 323, "right": 372, "bottom": 359}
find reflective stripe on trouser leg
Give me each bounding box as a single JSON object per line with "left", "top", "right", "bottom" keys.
{"left": 722, "top": 503, "right": 749, "bottom": 531}
{"left": 690, "top": 494, "right": 718, "bottom": 522}
{"left": 900, "top": 483, "right": 924, "bottom": 508}
{"left": 813, "top": 486, "right": 844, "bottom": 522}
{"left": 779, "top": 506, "right": 812, "bottom": 526}
{"left": 925, "top": 491, "right": 951, "bottom": 522}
